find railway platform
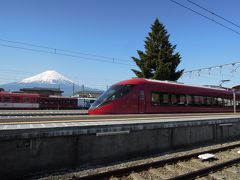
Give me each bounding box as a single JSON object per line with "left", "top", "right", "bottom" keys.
{"left": 0, "top": 113, "right": 240, "bottom": 179}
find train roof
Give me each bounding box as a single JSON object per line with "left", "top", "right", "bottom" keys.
{"left": 115, "top": 78, "right": 224, "bottom": 90}
{"left": 114, "top": 78, "right": 239, "bottom": 96}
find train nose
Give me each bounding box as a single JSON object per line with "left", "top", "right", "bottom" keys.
{"left": 88, "top": 109, "right": 93, "bottom": 115}
{"left": 88, "top": 107, "right": 106, "bottom": 115}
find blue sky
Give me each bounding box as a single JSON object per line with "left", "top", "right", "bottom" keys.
{"left": 0, "top": 0, "right": 240, "bottom": 90}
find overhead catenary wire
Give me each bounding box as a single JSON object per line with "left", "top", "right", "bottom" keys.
{"left": 0, "top": 43, "right": 135, "bottom": 67}
{"left": 180, "top": 64, "right": 240, "bottom": 86}
{"left": 183, "top": 61, "right": 240, "bottom": 74}
{"left": 169, "top": 0, "right": 240, "bottom": 36}
{"left": 0, "top": 38, "right": 130, "bottom": 62}
{"left": 182, "top": 74, "right": 240, "bottom": 87}
{"left": 186, "top": 0, "right": 240, "bottom": 29}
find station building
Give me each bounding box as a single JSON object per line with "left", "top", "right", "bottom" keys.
{"left": 233, "top": 85, "right": 240, "bottom": 91}
{"left": 73, "top": 90, "right": 103, "bottom": 98}
{"left": 18, "top": 87, "right": 63, "bottom": 96}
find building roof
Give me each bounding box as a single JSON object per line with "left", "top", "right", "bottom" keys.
{"left": 20, "top": 87, "right": 63, "bottom": 93}
{"left": 232, "top": 85, "right": 240, "bottom": 90}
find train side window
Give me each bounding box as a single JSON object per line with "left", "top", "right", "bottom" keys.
{"left": 203, "top": 96, "right": 207, "bottom": 106}
{"left": 23, "top": 97, "right": 30, "bottom": 103}
{"left": 194, "top": 96, "right": 200, "bottom": 105}
{"left": 212, "top": 97, "right": 218, "bottom": 106}
{"left": 206, "top": 97, "right": 212, "bottom": 106}
{"left": 199, "top": 96, "right": 204, "bottom": 105}
{"left": 236, "top": 101, "right": 239, "bottom": 107}
{"left": 237, "top": 101, "right": 240, "bottom": 107}
{"left": 4, "top": 97, "right": 11, "bottom": 102}
{"left": 178, "top": 95, "right": 186, "bottom": 105}
{"left": 53, "top": 100, "right": 57, "bottom": 105}
{"left": 217, "top": 98, "right": 223, "bottom": 107}
{"left": 151, "top": 92, "right": 160, "bottom": 106}
{"left": 170, "top": 94, "right": 177, "bottom": 105}
{"left": 186, "top": 95, "right": 193, "bottom": 105}
{"left": 162, "top": 94, "right": 169, "bottom": 104}
{"left": 14, "top": 97, "right": 20, "bottom": 103}
{"left": 139, "top": 90, "right": 145, "bottom": 101}
{"left": 222, "top": 99, "right": 226, "bottom": 107}
{"left": 226, "top": 99, "right": 231, "bottom": 107}
{"left": 225, "top": 99, "right": 231, "bottom": 107}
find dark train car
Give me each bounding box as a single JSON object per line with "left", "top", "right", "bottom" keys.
{"left": 39, "top": 95, "right": 77, "bottom": 109}
{"left": 88, "top": 78, "right": 240, "bottom": 115}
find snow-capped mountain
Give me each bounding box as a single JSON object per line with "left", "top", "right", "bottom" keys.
{"left": 0, "top": 70, "right": 102, "bottom": 96}
{"left": 20, "top": 70, "right": 73, "bottom": 84}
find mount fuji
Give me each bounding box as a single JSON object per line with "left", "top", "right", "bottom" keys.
{"left": 0, "top": 70, "right": 102, "bottom": 96}
{"left": 20, "top": 70, "right": 74, "bottom": 84}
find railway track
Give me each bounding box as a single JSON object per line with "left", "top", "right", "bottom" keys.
{"left": 76, "top": 142, "right": 240, "bottom": 180}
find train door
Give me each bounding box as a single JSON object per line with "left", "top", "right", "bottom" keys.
{"left": 138, "top": 89, "right": 145, "bottom": 113}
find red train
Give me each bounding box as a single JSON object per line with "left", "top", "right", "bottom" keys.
{"left": 0, "top": 92, "right": 77, "bottom": 109}
{"left": 88, "top": 78, "right": 240, "bottom": 115}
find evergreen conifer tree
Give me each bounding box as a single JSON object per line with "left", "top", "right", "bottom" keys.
{"left": 132, "top": 18, "right": 184, "bottom": 81}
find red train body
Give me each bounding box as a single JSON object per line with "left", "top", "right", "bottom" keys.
{"left": 0, "top": 92, "right": 77, "bottom": 110}
{"left": 88, "top": 78, "right": 240, "bottom": 115}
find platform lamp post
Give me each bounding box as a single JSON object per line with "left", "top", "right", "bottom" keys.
{"left": 219, "top": 80, "right": 236, "bottom": 114}
{"left": 82, "top": 84, "right": 85, "bottom": 98}
{"left": 219, "top": 79, "right": 230, "bottom": 88}
{"left": 233, "top": 88, "right": 236, "bottom": 114}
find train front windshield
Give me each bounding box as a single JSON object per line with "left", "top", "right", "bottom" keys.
{"left": 90, "top": 84, "right": 135, "bottom": 109}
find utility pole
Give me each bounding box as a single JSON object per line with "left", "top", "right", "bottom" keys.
{"left": 82, "top": 84, "right": 85, "bottom": 98}
{"left": 72, "top": 82, "right": 75, "bottom": 96}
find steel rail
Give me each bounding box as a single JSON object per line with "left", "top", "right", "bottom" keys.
{"left": 171, "top": 157, "right": 240, "bottom": 180}
{"left": 76, "top": 143, "right": 240, "bottom": 180}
